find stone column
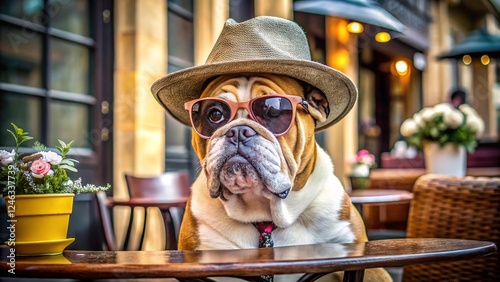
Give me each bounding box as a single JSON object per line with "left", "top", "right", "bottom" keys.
{"left": 194, "top": 0, "right": 228, "bottom": 65}
{"left": 472, "top": 60, "right": 497, "bottom": 139}
{"left": 324, "top": 17, "right": 359, "bottom": 189}
{"left": 114, "top": 0, "right": 167, "bottom": 197}
{"left": 113, "top": 0, "right": 167, "bottom": 250}
{"left": 255, "top": 0, "right": 292, "bottom": 19}
{"left": 424, "top": 0, "right": 452, "bottom": 106}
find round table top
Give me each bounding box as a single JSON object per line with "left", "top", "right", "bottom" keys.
{"left": 349, "top": 189, "right": 413, "bottom": 204}
{"left": 0, "top": 238, "right": 495, "bottom": 280}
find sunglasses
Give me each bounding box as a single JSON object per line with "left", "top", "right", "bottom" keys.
{"left": 184, "top": 94, "right": 309, "bottom": 139}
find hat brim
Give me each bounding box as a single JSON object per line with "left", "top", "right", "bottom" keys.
{"left": 151, "top": 59, "right": 357, "bottom": 132}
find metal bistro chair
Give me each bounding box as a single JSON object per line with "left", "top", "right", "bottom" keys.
{"left": 95, "top": 171, "right": 191, "bottom": 251}
{"left": 402, "top": 174, "right": 500, "bottom": 282}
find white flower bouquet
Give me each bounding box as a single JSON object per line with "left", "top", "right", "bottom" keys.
{"left": 400, "top": 103, "right": 484, "bottom": 153}
{"left": 0, "top": 123, "right": 110, "bottom": 195}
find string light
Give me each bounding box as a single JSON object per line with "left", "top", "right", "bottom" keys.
{"left": 462, "top": 55, "right": 472, "bottom": 65}
{"left": 375, "top": 32, "right": 391, "bottom": 43}
{"left": 395, "top": 60, "right": 408, "bottom": 76}
{"left": 481, "top": 55, "right": 490, "bottom": 65}
{"left": 346, "top": 22, "right": 364, "bottom": 33}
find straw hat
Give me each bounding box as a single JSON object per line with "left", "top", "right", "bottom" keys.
{"left": 151, "top": 16, "right": 357, "bottom": 131}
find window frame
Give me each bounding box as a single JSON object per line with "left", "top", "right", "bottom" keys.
{"left": 0, "top": 3, "right": 96, "bottom": 150}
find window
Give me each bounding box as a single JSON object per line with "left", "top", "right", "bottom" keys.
{"left": 165, "top": 0, "right": 194, "bottom": 172}
{"left": 0, "top": 0, "right": 94, "bottom": 149}
{"left": 0, "top": 0, "right": 113, "bottom": 251}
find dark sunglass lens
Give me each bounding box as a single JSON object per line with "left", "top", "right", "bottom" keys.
{"left": 252, "top": 97, "right": 293, "bottom": 135}
{"left": 191, "top": 100, "right": 231, "bottom": 137}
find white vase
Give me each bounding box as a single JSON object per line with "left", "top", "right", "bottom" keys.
{"left": 351, "top": 164, "right": 370, "bottom": 177}
{"left": 423, "top": 142, "right": 466, "bottom": 177}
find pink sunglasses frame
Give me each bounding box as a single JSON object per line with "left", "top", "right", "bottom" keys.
{"left": 184, "top": 94, "right": 309, "bottom": 139}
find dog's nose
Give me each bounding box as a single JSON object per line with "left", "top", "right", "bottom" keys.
{"left": 226, "top": 125, "right": 256, "bottom": 144}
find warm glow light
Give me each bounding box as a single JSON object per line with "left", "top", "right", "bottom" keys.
{"left": 462, "top": 55, "right": 472, "bottom": 65}
{"left": 395, "top": 60, "right": 408, "bottom": 76}
{"left": 334, "top": 20, "right": 350, "bottom": 44}
{"left": 346, "top": 22, "right": 364, "bottom": 34}
{"left": 375, "top": 32, "right": 391, "bottom": 43}
{"left": 481, "top": 55, "right": 490, "bottom": 65}
{"left": 329, "top": 48, "right": 350, "bottom": 71}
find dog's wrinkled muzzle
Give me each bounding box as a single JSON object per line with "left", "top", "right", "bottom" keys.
{"left": 204, "top": 121, "right": 293, "bottom": 201}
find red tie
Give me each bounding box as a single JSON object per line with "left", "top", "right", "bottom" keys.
{"left": 253, "top": 222, "right": 277, "bottom": 282}
{"left": 254, "top": 221, "right": 277, "bottom": 248}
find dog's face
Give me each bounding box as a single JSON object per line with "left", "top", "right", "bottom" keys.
{"left": 190, "top": 74, "right": 329, "bottom": 225}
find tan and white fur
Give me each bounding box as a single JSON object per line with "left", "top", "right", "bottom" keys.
{"left": 178, "top": 74, "right": 391, "bottom": 281}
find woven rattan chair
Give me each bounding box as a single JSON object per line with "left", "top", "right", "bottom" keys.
{"left": 402, "top": 174, "right": 500, "bottom": 282}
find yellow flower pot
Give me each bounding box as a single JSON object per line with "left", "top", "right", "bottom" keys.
{"left": 4, "top": 193, "right": 75, "bottom": 256}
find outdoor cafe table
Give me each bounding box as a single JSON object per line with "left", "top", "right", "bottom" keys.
{"left": 349, "top": 189, "right": 414, "bottom": 222}
{"left": 349, "top": 189, "right": 414, "bottom": 205}
{"left": 1, "top": 238, "right": 496, "bottom": 281}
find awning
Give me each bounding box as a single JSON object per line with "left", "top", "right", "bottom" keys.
{"left": 294, "top": 0, "right": 406, "bottom": 33}
{"left": 437, "top": 28, "right": 500, "bottom": 60}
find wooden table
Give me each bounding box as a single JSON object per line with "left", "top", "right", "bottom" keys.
{"left": 1, "top": 238, "right": 496, "bottom": 281}
{"left": 349, "top": 190, "right": 414, "bottom": 239}
{"left": 109, "top": 197, "right": 188, "bottom": 250}
{"left": 110, "top": 198, "right": 189, "bottom": 209}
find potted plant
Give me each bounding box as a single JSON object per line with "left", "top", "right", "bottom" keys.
{"left": 400, "top": 103, "right": 484, "bottom": 176}
{"left": 348, "top": 149, "right": 376, "bottom": 190}
{"left": 0, "top": 124, "right": 110, "bottom": 256}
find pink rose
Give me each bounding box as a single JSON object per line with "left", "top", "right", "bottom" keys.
{"left": 357, "top": 149, "right": 370, "bottom": 156}
{"left": 31, "top": 159, "right": 51, "bottom": 178}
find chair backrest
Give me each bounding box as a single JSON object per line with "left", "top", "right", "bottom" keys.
{"left": 403, "top": 174, "right": 500, "bottom": 282}
{"left": 125, "top": 170, "right": 191, "bottom": 199}
{"left": 124, "top": 170, "right": 191, "bottom": 250}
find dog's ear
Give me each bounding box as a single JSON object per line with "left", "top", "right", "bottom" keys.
{"left": 302, "top": 83, "right": 329, "bottom": 124}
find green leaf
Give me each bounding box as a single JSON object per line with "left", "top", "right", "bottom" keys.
{"left": 61, "top": 158, "right": 79, "bottom": 165}
{"left": 8, "top": 123, "right": 34, "bottom": 147}
{"left": 33, "top": 141, "right": 47, "bottom": 151}
{"left": 66, "top": 140, "right": 74, "bottom": 148}
{"left": 58, "top": 139, "right": 67, "bottom": 148}
{"left": 55, "top": 139, "right": 75, "bottom": 158}
{"left": 59, "top": 165, "right": 78, "bottom": 172}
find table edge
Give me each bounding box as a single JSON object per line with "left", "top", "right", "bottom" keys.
{"left": 1, "top": 239, "right": 496, "bottom": 279}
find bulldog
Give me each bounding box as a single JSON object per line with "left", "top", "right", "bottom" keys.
{"left": 151, "top": 15, "right": 391, "bottom": 282}
{"left": 177, "top": 74, "right": 391, "bottom": 281}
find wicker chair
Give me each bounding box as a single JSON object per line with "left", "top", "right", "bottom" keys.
{"left": 402, "top": 174, "right": 500, "bottom": 282}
